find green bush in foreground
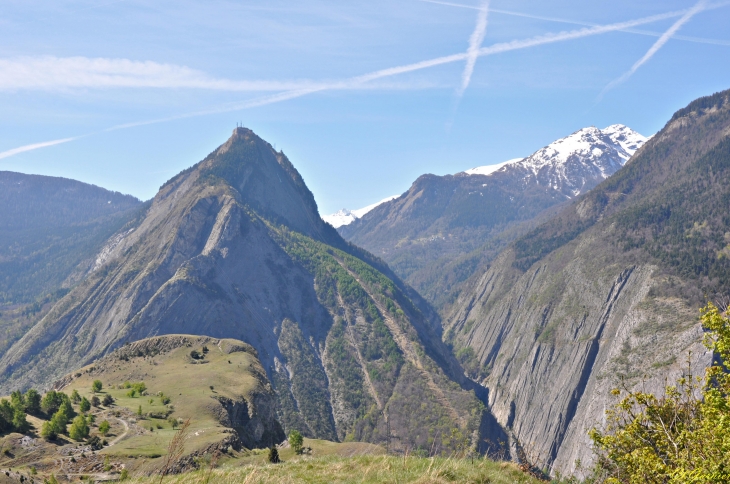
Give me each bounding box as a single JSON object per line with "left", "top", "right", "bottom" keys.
{"left": 288, "top": 430, "right": 304, "bottom": 455}
{"left": 590, "top": 302, "right": 730, "bottom": 483}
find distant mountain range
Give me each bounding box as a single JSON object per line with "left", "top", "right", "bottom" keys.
{"left": 338, "top": 124, "right": 647, "bottom": 309}
{"left": 0, "top": 172, "right": 142, "bottom": 358}
{"left": 323, "top": 195, "right": 398, "bottom": 228}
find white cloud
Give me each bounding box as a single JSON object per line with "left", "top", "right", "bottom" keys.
{"left": 457, "top": 0, "right": 490, "bottom": 98}
{"left": 0, "top": 137, "right": 79, "bottom": 160}
{"left": 599, "top": 0, "right": 708, "bottom": 99}
{"left": 0, "top": 7, "right": 707, "bottom": 160}
{"left": 0, "top": 56, "right": 323, "bottom": 92}
{"left": 419, "top": 0, "right": 730, "bottom": 46}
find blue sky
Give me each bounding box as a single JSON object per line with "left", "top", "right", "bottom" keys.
{"left": 1, "top": 0, "right": 728, "bottom": 214}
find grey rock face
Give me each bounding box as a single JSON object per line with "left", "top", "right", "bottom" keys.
{"left": 444, "top": 91, "right": 730, "bottom": 476}
{"left": 0, "top": 128, "right": 494, "bottom": 452}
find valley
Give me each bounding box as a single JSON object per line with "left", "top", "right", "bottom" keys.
{"left": 0, "top": 89, "right": 727, "bottom": 482}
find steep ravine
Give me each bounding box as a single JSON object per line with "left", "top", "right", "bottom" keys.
{"left": 448, "top": 238, "right": 711, "bottom": 475}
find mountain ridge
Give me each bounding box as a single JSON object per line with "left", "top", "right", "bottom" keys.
{"left": 444, "top": 88, "right": 730, "bottom": 476}
{"left": 339, "top": 124, "right": 646, "bottom": 309}
{"left": 0, "top": 127, "right": 501, "bottom": 454}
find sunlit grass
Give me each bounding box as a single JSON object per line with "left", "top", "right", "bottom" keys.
{"left": 128, "top": 454, "right": 542, "bottom": 484}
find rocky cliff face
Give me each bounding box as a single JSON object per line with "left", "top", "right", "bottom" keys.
{"left": 444, "top": 90, "right": 730, "bottom": 475}
{"left": 339, "top": 126, "right": 645, "bottom": 309}
{"left": 0, "top": 128, "right": 496, "bottom": 453}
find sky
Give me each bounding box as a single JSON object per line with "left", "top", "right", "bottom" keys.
{"left": 1, "top": 0, "right": 729, "bottom": 214}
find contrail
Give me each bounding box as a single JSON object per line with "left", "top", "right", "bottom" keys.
{"left": 458, "top": 0, "right": 490, "bottom": 98}
{"left": 599, "top": 0, "right": 708, "bottom": 100}
{"left": 418, "top": 0, "right": 730, "bottom": 47}
{"left": 0, "top": 137, "right": 79, "bottom": 160}
{"left": 0, "top": 8, "right": 699, "bottom": 160}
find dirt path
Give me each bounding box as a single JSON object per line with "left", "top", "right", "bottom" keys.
{"left": 108, "top": 417, "right": 130, "bottom": 446}
{"left": 334, "top": 259, "right": 465, "bottom": 428}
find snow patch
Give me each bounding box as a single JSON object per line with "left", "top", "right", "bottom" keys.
{"left": 460, "top": 124, "right": 647, "bottom": 197}
{"left": 463, "top": 158, "right": 524, "bottom": 176}
{"left": 323, "top": 195, "right": 399, "bottom": 228}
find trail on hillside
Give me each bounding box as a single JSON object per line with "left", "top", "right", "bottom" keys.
{"left": 107, "top": 417, "right": 130, "bottom": 446}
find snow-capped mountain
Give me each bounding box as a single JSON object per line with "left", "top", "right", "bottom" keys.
{"left": 338, "top": 124, "right": 647, "bottom": 306}
{"left": 462, "top": 124, "right": 647, "bottom": 198}
{"left": 323, "top": 195, "right": 398, "bottom": 228}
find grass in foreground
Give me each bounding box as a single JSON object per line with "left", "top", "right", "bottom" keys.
{"left": 128, "top": 454, "right": 543, "bottom": 484}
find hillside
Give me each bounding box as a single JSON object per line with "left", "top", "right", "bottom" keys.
{"left": 0, "top": 335, "right": 283, "bottom": 480}
{"left": 444, "top": 89, "right": 730, "bottom": 475}
{"left": 0, "top": 128, "right": 501, "bottom": 455}
{"left": 339, "top": 125, "right": 646, "bottom": 309}
{"left": 0, "top": 172, "right": 142, "bottom": 360}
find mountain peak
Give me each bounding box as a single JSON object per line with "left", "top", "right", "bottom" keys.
{"left": 462, "top": 124, "right": 647, "bottom": 198}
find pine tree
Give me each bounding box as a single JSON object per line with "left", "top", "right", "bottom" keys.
{"left": 267, "top": 446, "right": 280, "bottom": 463}
{"left": 24, "top": 389, "right": 41, "bottom": 415}
{"left": 69, "top": 415, "right": 90, "bottom": 441}
{"left": 99, "top": 420, "right": 110, "bottom": 436}
{"left": 11, "top": 407, "right": 29, "bottom": 433}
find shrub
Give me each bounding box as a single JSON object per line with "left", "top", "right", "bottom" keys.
{"left": 267, "top": 446, "right": 280, "bottom": 463}
{"left": 91, "top": 396, "right": 100, "bottom": 407}
{"left": 98, "top": 420, "right": 110, "bottom": 436}
{"left": 591, "top": 302, "right": 730, "bottom": 482}
{"left": 288, "top": 430, "right": 304, "bottom": 455}
{"left": 70, "top": 389, "right": 81, "bottom": 404}
{"left": 91, "top": 380, "right": 102, "bottom": 393}
{"left": 23, "top": 389, "right": 41, "bottom": 415}
{"left": 79, "top": 397, "right": 91, "bottom": 413}
{"left": 69, "top": 415, "right": 90, "bottom": 441}
{"left": 87, "top": 435, "right": 103, "bottom": 450}
{"left": 126, "top": 389, "right": 136, "bottom": 398}
{"left": 102, "top": 394, "right": 114, "bottom": 406}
